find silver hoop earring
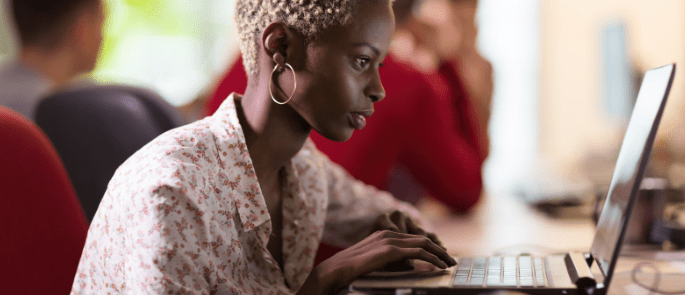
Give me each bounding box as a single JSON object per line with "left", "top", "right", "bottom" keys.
{"left": 269, "top": 62, "right": 297, "bottom": 105}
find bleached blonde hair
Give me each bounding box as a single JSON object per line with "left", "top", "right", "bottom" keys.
{"left": 235, "top": 0, "right": 389, "bottom": 76}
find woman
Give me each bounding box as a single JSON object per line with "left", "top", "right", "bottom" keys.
{"left": 204, "top": 0, "right": 489, "bottom": 215}
{"left": 71, "top": 0, "right": 456, "bottom": 294}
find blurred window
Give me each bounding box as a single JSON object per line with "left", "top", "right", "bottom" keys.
{"left": 92, "top": 0, "right": 240, "bottom": 106}
{"left": 478, "top": 0, "right": 540, "bottom": 193}
{"left": 0, "top": 1, "right": 16, "bottom": 61}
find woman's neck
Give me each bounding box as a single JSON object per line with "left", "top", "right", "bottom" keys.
{"left": 237, "top": 82, "right": 311, "bottom": 182}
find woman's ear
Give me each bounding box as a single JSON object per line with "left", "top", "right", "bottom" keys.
{"left": 262, "top": 22, "right": 290, "bottom": 67}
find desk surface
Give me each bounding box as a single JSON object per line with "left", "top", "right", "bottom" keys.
{"left": 355, "top": 193, "right": 685, "bottom": 295}
{"left": 424, "top": 193, "right": 596, "bottom": 257}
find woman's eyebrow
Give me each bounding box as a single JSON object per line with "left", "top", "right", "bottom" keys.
{"left": 351, "top": 42, "right": 381, "bottom": 56}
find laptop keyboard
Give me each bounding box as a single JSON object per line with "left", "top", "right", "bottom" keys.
{"left": 452, "top": 256, "right": 548, "bottom": 287}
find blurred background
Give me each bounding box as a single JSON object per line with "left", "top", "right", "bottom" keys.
{"left": 2, "top": 0, "right": 684, "bottom": 196}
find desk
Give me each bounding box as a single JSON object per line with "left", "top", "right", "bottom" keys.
{"left": 347, "top": 193, "right": 685, "bottom": 295}
{"left": 426, "top": 193, "right": 595, "bottom": 257}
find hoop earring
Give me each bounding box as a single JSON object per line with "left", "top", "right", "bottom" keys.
{"left": 269, "top": 62, "right": 297, "bottom": 105}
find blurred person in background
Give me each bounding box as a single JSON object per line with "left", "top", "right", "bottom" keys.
{"left": 386, "top": 0, "right": 492, "bottom": 207}
{"left": 203, "top": 0, "right": 492, "bottom": 214}
{"left": 0, "top": 0, "right": 104, "bottom": 120}
{"left": 401, "top": 0, "right": 492, "bottom": 153}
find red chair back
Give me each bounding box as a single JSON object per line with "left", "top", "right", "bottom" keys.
{"left": 0, "top": 106, "right": 87, "bottom": 294}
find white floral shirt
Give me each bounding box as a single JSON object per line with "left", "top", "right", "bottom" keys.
{"left": 71, "top": 93, "right": 425, "bottom": 294}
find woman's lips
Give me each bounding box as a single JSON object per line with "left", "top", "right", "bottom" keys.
{"left": 349, "top": 111, "right": 373, "bottom": 130}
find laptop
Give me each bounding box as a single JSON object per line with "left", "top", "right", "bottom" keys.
{"left": 351, "top": 63, "right": 676, "bottom": 295}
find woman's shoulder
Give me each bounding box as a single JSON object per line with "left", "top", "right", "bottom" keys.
{"left": 108, "top": 119, "right": 230, "bottom": 196}
{"left": 125, "top": 119, "right": 220, "bottom": 166}
{"left": 106, "top": 114, "right": 255, "bottom": 205}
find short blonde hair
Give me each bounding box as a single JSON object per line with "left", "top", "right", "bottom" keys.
{"left": 235, "top": 0, "right": 366, "bottom": 76}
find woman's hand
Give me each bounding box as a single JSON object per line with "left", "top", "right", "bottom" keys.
{"left": 371, "top": 210, "right": 446, "bottom": 271}
{"left": 371, "top": 210, "right": 445, "bottom": 248}
{"left": 297, "top": 229, "right": 457, "bottom": 295}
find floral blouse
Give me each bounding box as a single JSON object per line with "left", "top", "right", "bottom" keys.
{"left": 71, "top": 93, "right": 425, "bottom": 294}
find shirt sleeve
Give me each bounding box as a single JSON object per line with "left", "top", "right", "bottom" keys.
{"left": 312, "top": 145, "right": 431, "bottom": 248}
{"left": 122, "top": 185, "right": 214, "bottom": 294}
{"left": 398, "top": 70, "right": 484, "bottom": 214}
{"left": 437, "top": 60, "right": 489, "bottom": 160}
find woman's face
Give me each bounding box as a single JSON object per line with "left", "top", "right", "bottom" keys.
{"left": 290, "top": 1, "right": 395, "bottom": 142}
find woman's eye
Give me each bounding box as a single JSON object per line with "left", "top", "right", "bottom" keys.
{"left": 356, "top": 57, "right": 370, "bottom": 68}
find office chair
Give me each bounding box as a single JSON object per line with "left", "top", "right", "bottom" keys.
{"left": 0, "top": 106, "right": 88, "bottom": 294}
{"left": 35, "top": 84, "right": 186, "bottom": 222}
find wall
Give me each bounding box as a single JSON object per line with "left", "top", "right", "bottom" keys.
{"left": 539, "top": 0, "right": 685, "bottom": 180}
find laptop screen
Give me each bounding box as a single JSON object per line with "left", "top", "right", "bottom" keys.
{"left": 590, "top": 64, "right": 675, "bottom": 286}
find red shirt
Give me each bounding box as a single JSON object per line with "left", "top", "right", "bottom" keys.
{"left": 204, "top": 54, "right": 485, "bottom": 213}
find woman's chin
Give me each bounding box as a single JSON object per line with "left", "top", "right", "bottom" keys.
{"left": 316, "top": 127, "right": 354, "bottom": 143}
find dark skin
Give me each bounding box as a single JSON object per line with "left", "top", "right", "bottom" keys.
{"left": 237, "top": 1, "right": 456, "bottom": 293}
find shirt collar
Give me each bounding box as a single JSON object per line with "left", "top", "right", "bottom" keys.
{"left": 212, "top": 93, "right": 271, "bottom": 232}
{"left": 211, "top": 93, "right": 314, "bottom": 233}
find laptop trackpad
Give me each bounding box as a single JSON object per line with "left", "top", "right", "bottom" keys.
{"left": 352, "top": 260, "right": 456, "bottom": 289}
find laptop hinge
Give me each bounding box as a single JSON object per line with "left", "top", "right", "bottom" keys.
{"left": 565, "top": 251, "right": 597, "bottom": 291}
{"left": 584, "top": 252, "right": 594, "bottom": 267}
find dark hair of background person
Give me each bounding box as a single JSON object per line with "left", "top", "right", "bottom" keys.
{"left": 394, "top": 0, "right": 477, "bottom": 26}
{"left": 393, "top": 0, "right": 420, "bottom": 26}
{"left": 11, "top": 0, "right": 100, "bottom": 49}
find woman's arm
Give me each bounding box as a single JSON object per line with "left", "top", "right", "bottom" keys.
{"left": 123, "top": 185, "right": 215, "bottom": 294}
{"left": 312, "top": 143, "right": 432, "bottom": 247}
{"left": 292, "top": 144, "right": 455, "bottom": 294}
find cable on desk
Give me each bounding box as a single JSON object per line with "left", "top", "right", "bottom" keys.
{"left": 631, "top": 261, "right": 685, "bottom": 294}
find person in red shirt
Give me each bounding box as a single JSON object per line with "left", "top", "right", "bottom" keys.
{"left": 204, "top": 0, "right": 491, "bottom": 214}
